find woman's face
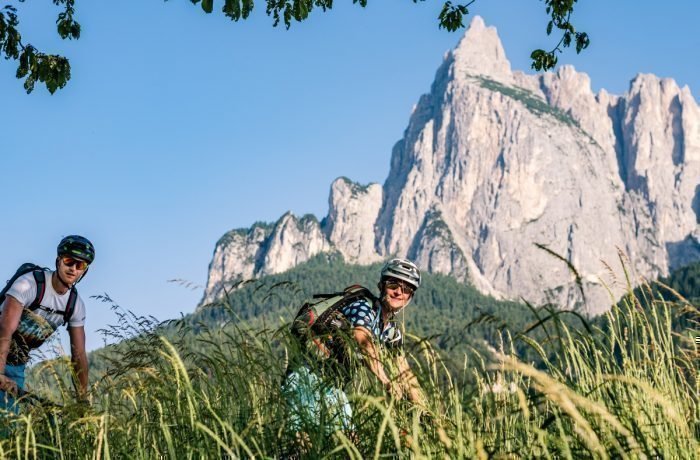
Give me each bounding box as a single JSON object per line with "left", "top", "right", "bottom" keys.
{"left": 381, "top": 278, "right": 414, "bottom": 313}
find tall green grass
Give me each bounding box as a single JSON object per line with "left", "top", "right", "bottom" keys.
{"left": 2, "top": 279, "right": 698, "bottom": 459}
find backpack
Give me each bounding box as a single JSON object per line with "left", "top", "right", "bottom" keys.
{"left": 292, "top": 285, "right": 376, "bottom": 335}
{"left": 0, "top": 263, "right": 78, "bottom": 327}
{"left": 291, "top": 284, "right": 377, "bottom": 362}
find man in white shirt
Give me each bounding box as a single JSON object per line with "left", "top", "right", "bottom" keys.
{"left": 0, "top": 235, "right": 94, "bottom": 412}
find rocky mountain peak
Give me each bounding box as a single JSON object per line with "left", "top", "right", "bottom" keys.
{"left": 451, "top": 16, "right": 511, "bottom": 81}
{"left": 200, "top": 17, "right": 700, "bottom": 315}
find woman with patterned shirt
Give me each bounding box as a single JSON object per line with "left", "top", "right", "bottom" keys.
{"left": 283, "top": 258, "right": 425, "bottom": 447}
{"left": 339, "top": 262, "right": 424, "bottom": 403}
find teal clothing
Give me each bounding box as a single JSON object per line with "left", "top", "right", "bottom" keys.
{"left": 282, "top": 365, "right": 353, "bottom": 434}
{"left": 0, "top": 364, "right": 26, "bottom": 414}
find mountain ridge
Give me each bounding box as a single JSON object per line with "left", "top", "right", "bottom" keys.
{"left": 201, "top": 16, "right": 700, "bottom": 315}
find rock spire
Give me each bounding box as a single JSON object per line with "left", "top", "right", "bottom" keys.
{"left": 200, "top": 17, "right": 700, "bottom": 315}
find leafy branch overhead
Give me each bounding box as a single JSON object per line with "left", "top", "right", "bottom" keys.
{"left": 1, "top": 1, "right": 79, "bottom": 94}
{"left": 0, "top": 0, "right": 589, "bottom": 94}
{"left": 531, "top": 0, "right": 590, "bottom": 71}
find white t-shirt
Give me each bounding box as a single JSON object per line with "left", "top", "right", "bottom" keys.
{"left": 0, "top": 270, "right": 87, "bottom": 365}
{"left": 1, "top": 271, "right": 86, "bottom": 328}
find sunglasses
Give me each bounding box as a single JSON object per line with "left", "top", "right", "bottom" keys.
{"left": 384, "top": 280, "right": 414, "bottom": 296}
{"left": 61, "top": 257, "right": 89, "bottom": 271}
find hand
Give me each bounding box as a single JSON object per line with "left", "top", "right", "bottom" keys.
{"left": 0, "top": 374, "right": 18, "bottom": 395}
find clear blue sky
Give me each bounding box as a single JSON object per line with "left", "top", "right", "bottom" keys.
{"left": 1, "top": 0, "right": 698, "bottom": 352}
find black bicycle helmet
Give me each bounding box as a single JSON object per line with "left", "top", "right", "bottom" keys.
{"left": 380, "top": 258, "right": 421, "bottom": 290}
{"left": 57, "top": 235, "right": 95, "bottom": 264}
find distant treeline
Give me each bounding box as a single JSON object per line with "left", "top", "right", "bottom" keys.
{"left": 58, "top": 255, "right": 700, "bottom": 382}
{"left": 660, "top": 262, "right": 700, "bottom": 302}
{"left": 158, "top": 254, "right": 596, "bottom": 371}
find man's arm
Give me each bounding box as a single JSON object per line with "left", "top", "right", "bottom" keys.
{"left": 68, "top": 325, "right": 89, "bottom": 401}
{"left": 395, "top": 352, "right": 425, "bottom": 406}
{"left": 0, "top": 295, "right": 24, "bottom": 394}
{"left": 352, "top": 326, "right": 403, "bottom": 399}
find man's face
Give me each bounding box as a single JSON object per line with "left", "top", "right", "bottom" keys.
{"left": 58, "top": 256, "right": 89, "bottom": 285}
{"left": 381, "top": 278, "right": 414, "bottom": 313}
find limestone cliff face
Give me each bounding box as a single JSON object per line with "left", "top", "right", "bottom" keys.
{"left": 615, "top": 75, "right": 700, "bottom": 271}
{"left": 199, "top": 178, "right": 381, "bottom": 306}
{"left": 202, "top": 223, "right": 272, "bottom": 305}
{"left": 200, "top": 214, "right": 330, "bottom": 305}
{"left": 200, "top": 17, "right": 700, "bottom": 314}
{"left": 324, "top": 177, "right": 383, "bottom": 265}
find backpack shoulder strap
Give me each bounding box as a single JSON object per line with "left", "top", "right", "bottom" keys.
{"left": 28, "top": 270, "right": 77, "bottom": 326}
{"left": 0, "top": 264, "right": 48, "bottom": 310}
{"left": 312, "top": 292, "right": 345, "bottom": 300}
{"left": 343, "top": 285, "right": 377, "bottom": 304}
{"left": 64, "top": 287, "right": 78, "bottom": 327}
{"left": 30, "top": 270, "right": 47, "bottom": 310}
{"left": 313, "top": 285, "right": 376, "bottom": 326}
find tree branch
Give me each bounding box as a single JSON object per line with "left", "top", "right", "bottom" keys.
{"left": 0, "top": 2, "right": 79, "bottom": 93}
{"left": 2, "top": 0, "right": 590, "bottom": 94}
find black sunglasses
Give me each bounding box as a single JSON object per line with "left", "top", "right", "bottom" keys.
{"left": 383, "top": 279, "right": 414, "bottom": 295}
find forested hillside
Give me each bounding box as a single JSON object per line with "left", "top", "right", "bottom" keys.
{"left": 82, "top": 254, "right": 594, "bottom": 381}
{"left": 661, "top": 261, "right": 700, "bottom": 302}
{"left": 191, "top": 252, "right": 542, "bottom": 341}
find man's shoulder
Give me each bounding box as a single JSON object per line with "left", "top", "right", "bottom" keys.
{"left": 12, "top": 268, "right": 54, "bottom": 285}
{"left": 7, "top": 271, "right": 38, "bottom": 292}
{"left": 4, "top": 271, "right": 42, "bottom": 308}
{"left": 15, "top": 270, "right": 41, "bottom": 282}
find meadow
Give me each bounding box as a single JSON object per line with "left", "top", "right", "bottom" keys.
{"left": 2, "top": 257, "right": 698, "bottom": 459}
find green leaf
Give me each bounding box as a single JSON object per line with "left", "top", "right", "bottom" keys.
{"left": 223, "top": 0, "right": 242, "bottom": 20}
{"left": 438, "top": 1, "right": 468, "bottom": 32}
{"left": 241, "top": 0, "right": 253, "bottom": 19}
{"left": 24, "top": 74, "right": 36, "bottom": 94}
{"left": 575, "top": 32, "right": 590, "bottom": 54}
{"left": 530, "top": 49, "right": 557, "bottom": 72}
{"left": 202, "top": 0, "right": 214, "bottom": 13}
{"left": 562, "top": 31, "right": 571, "bottom": 48}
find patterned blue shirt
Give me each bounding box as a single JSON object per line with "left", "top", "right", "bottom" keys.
{"left": 340, "top": 298, "right": 403, "bottom": 349}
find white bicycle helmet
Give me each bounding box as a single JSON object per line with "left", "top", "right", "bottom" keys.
{"left": 380, "top": 258, "right": 421, "bottom": 290}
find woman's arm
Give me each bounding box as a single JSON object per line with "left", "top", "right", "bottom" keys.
{"left": 395, "top": 352, "right": 425, "bottom": 406}
{"left": 352, "top": 326, "right": 403, "bottom": 399}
